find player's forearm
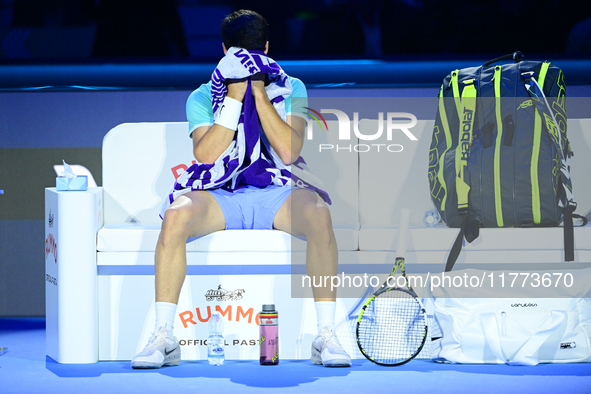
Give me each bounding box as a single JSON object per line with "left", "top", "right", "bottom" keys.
{"left": 255, "top": 91, "right": 303, "bottom": 165}
{"left": 193, "top": 124, "right": 236, "bottom": 164}
{"left": 193, "top": 90, "right": 244, "bottom": 164}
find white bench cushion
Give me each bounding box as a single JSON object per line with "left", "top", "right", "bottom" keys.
{"left": 359, "top": 224, "right": 591, "bottom": 264}
{"left": 358, "top": 120, "right": 435, "bottom": 227}
{"left": 97, "top": 222, "right": 359, "bottom": 252}
{"left": 359, "top": 224, "right": 591, "bottom": 251}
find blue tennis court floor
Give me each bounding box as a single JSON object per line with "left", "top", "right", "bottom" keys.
{"left": 2, "top": 318, "right": 590, "bottom": 394}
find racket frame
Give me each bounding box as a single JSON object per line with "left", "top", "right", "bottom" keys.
{"left": 355, "top": 215, "right": 428, "bottom": 366}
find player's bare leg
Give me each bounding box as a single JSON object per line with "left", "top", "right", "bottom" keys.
{"left": 132, "top": 190, "right": 225, "bottom": 369}
{"left": 274, "top": 188, "right": 351, "bottom": 367}
{"left": 273, "top": 188, "right": 337, "bottom": 301}
{"left": 156, "top": 190, "right": 225, "bottom": 304}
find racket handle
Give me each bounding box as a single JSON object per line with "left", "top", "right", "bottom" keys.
{"left": 397, "top": 208, "right": 411, "bottom": 258}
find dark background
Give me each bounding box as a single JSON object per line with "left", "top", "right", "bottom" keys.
{"left": 1, "top": 0, "right": 591, "bottom": 63}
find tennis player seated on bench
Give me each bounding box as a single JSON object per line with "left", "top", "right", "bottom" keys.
{"left": 131, "top": 10, "right": 351, "bottom": 369}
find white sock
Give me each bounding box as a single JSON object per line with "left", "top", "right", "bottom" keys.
{"left": 155, "top": 302, "right": 177, "bottom": 336}
{"left": 315, "top": 301, "right": 336, "bottom": 335}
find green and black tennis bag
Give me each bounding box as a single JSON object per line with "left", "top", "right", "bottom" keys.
{"left": 428, "top": 52, "right": 585, "bottom": 271}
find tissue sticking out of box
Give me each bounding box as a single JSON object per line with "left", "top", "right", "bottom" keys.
{"left": 62, "top": 160, "right": 76, "bottom": 178}
{"left": 56, "top": 160, "right": 88, "bottom": 191}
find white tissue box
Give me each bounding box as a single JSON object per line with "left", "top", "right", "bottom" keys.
{"left": 56, "top": 176, "right": 88, "bottom": 191}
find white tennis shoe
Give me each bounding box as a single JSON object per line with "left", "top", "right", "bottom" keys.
{"left": 131, "top": 325, "right": 181, "bottom": 369}
{"left": 311, "top": 327, "right": 352, "bottom": 367}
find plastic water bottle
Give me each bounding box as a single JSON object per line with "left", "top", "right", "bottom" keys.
{"left": 207, "top": 313, "right": 225, "bottom": 366}
{"left": 423, "top": 209, "right": 441, "bottom": 227}
{"left": 259, "top": 304, "right": 279, "bottom": 365}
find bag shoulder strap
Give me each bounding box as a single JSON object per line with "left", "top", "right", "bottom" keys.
{"left": 523, "top": 68, "right": 577, "bottom": 261}
{"left": 445, "top": 80, "right": 478, "bottom": 272}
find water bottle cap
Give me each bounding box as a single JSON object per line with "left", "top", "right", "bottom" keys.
{"left": 262, "top": 304, "right": 275, "bottom": 311}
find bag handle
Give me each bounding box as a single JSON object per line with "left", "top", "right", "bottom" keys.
{"left": 483, "top": 51, "right": 525, "bottom": 67}
{"left": 480, "top": 310, "right": 566, "bottom": 366}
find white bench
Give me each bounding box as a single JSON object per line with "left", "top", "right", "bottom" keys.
{"left": 45, "top": 119, "right": 591, "bottom": 363}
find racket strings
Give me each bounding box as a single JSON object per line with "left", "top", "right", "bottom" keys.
{"left": 357, "top": 289, "right": 426, "bottom": 365}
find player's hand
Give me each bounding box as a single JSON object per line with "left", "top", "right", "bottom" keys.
{"left": 226, "top": 79, "right": 248, "bottom": 102}
{"left": 250, "top": 73, "right": 268, "bottom": 99}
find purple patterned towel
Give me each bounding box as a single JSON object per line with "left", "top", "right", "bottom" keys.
{"left": 161, "top": 48, "right": 330, "bottom": 218}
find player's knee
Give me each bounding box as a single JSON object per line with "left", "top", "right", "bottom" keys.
{"left": 302, "top": 203, "right": 334, "bottom": 241}
{"left": 161, "top": 205, "right": 193, "bottom": 240}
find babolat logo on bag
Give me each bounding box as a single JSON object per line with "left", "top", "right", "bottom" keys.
{"left": 460, "top": 108, "right": 473, "bottom": 162}
{"left": 511, "top": 303, "right": 537, "bottom": 308}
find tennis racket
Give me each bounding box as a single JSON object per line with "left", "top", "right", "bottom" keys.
{"left": 356, "top": 208, "right": 427, "bottom": 366}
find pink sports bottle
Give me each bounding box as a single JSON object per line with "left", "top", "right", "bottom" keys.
{"left": 259, "top": 304, "right": 279, "bottom": 365}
